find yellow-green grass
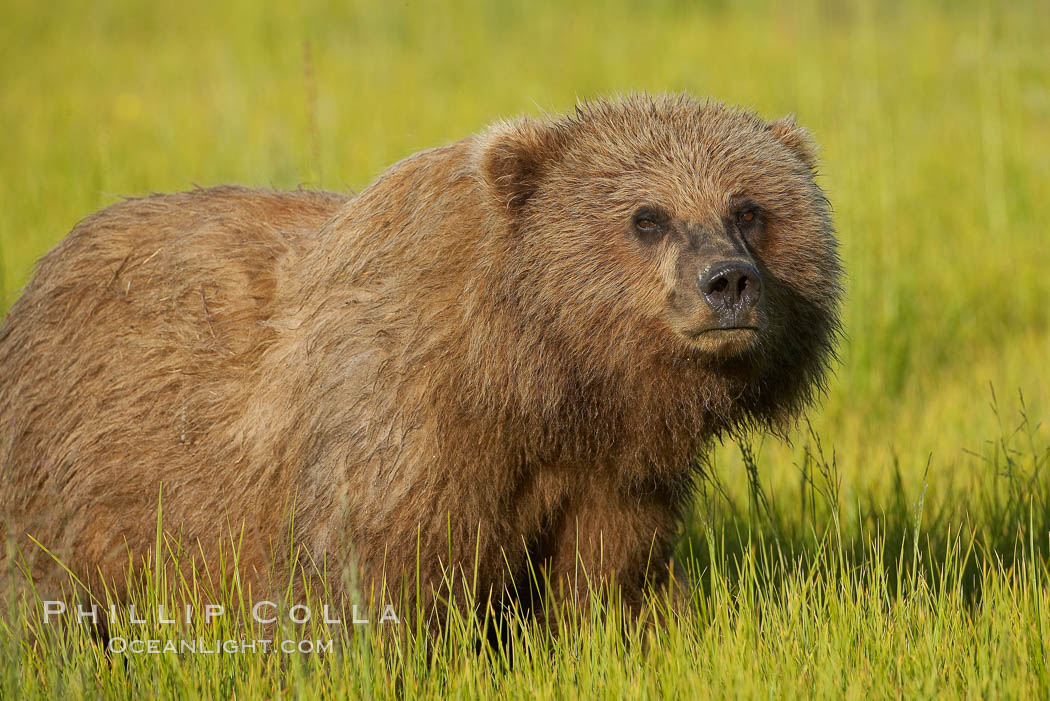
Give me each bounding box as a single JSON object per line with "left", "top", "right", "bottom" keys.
{"left": 1, "top": 0, "right": 1048, "bottom": 697}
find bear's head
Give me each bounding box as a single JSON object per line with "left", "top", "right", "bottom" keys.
{"left": 476, "top": 94, "right": 842, "bottom": 433}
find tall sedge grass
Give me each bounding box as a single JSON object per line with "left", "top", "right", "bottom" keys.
{"left": 3, "top": 398, "right": 1048, "bottom": 697}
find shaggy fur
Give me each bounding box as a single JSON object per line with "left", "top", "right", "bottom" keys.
{"left": 0, "top": 94, "right": 841, "bottom": 624}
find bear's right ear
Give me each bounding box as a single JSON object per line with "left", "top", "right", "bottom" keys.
{"left": 767, "top": 115, "right": 818, "bottom": 171}
{"left": 477, "top": 118, "right": 565, "bottom": 212}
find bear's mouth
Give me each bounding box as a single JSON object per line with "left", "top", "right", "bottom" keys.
{"left": 684, "top": 326, "right": 760, "bottom": 356}
{"left": 686, "top": 325, "right": 760, "bottom": 338}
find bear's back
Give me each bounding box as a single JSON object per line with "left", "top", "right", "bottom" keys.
{"left": 0, "top": 186, "right": 347, "bottom": 595}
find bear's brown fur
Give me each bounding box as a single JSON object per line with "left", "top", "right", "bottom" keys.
{"left": 0, "top": 94, "right": 841, "bottom": 624}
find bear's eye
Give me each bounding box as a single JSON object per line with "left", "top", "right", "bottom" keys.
{"left": 736, "top": 207, "right": 761, "bottom": 228}
{"left": 734, "top": 204, "right": 764, "bottom": 240}
{"left": 631, "top": 207, "right": 667, "bottom": 243}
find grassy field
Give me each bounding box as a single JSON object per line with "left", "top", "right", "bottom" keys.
{"left": 2, "top": 0, "right": 1049, "bottom": 697}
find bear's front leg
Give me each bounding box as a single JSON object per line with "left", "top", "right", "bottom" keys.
{"left": 538, "top": 479, "right": 680, "bottom": 622}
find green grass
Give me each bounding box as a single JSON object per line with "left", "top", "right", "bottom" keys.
{"left": 2, "top": 0, "right": 1049, "bottom": 697}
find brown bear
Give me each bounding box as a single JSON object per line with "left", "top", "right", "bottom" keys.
{"left": 0, "top": 93, "right": 841, "bottom": 627}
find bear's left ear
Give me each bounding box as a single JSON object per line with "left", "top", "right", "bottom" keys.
{"left": 767, "top": 115, "right": 818, "bottom": 171}
{"left": 477, "top": 118, "right": 566, "bottom": 212}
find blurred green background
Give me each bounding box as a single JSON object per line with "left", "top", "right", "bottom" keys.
{"left": 1, "top": 0, "right": 1047, "bottom": 502}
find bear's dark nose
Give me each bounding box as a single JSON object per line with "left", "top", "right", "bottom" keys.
{"left": 701, "top": 261, "right": 761, "bottom": 316}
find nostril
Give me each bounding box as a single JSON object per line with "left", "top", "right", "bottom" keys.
{"left": 701, "top": 260, "right": 762, "bottom": 313}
